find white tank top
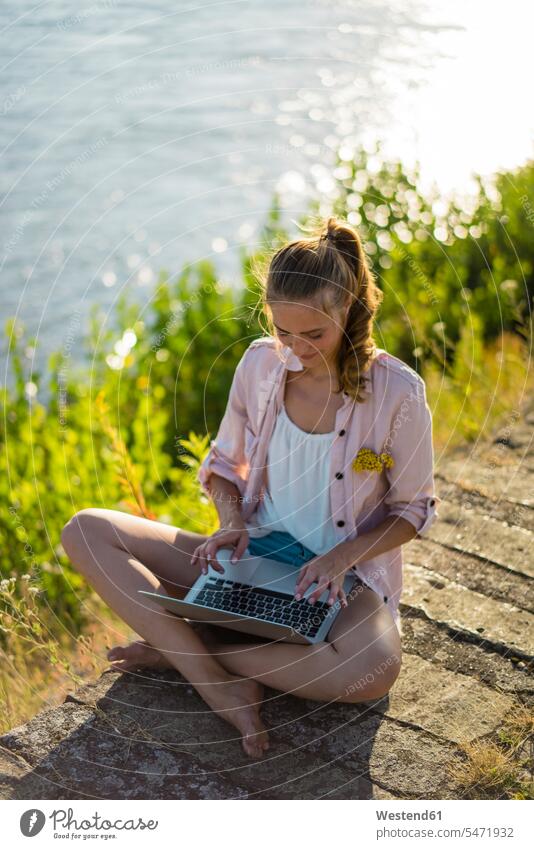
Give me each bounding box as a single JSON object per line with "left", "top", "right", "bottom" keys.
{"left": 245, "top": 402, "right": 339, "bottom": 556}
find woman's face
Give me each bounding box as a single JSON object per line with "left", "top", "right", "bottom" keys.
{"left": 268, "top": 298, "right": 349, "bottom": 366}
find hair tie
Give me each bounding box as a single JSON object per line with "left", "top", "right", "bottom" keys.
{"left": 321, "top": 232, "right": 336, "bottom": 243}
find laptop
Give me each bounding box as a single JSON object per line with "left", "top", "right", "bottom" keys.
{"left": 138, "top": 546, "right": 357, "bottom": 644}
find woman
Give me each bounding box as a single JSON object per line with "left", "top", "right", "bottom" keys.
{"left": 61, "top": 216, "right": 440, "bottom": 759}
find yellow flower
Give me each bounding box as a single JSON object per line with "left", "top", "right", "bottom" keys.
{"left": 352, "top": 447, "right": 394, "bottom": 473}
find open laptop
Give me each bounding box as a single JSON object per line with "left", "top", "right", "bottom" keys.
{"left": 138, "top": 546, "right": 357, "bottom": 645}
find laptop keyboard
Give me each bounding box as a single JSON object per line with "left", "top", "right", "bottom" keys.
{"left": 194, "top": 578, "right": 331, "bottom": 639}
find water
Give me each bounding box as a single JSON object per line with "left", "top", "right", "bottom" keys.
{"left": 1, "top": 0, "right": 533, "bottom": 392}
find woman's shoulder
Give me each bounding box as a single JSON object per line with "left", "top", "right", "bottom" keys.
{"left": 241, "top": 335, "right": 281, "bottom": 369}
{"left": 247, "top": 334, "right": 279, "bottom": 353}
{"left": 233, "top": 336, "right": 282, "bottom": 396}
{"left": 373, "top": 347, "right": 425, "bottom": 387}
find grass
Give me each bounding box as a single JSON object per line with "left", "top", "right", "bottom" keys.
{"left": 449, "top": 705, "right": 534, "bottom": 800}
{"left": 0, "top": 574, "right": 133, "bottom": 734}
{"left": 426, "top": 326, "right": 534, "bottom": 452}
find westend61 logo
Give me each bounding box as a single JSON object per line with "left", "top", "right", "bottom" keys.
{"left": 20, "top": 807, "right": 159, "bottom": 838}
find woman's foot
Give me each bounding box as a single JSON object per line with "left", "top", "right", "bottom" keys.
{"left": 107, "top": 639, "right": 172, "bottom": 671}
{"left": 196, "top": 675, "right": 270, "bottom": 759}
{"left": 106, "top": 625, "right": 219, "bottom": 671}
{"left": 106, "top": 638, "right": 270, "bottom": 757}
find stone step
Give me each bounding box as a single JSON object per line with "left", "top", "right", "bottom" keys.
{"left": 426, "top": 502, "right": 533, "bottom": 579}
{"left": 0, "top": 672, "right": 405, "bottom": 800}
{"left": 361, "top": 718, "right": 458, "bottom": 798}
{"left": 0, "top": 656, "right": 520, "bottom": 800}
{"left": 232, "top": 741, "right": 381, "bottom": 800}
{"left": 436, "top": 456, "right": 534, "bottom": 507}
{"left": 376, "top": 653, "right": 515, "bottom": 743}
{"left": 2, "top": 659, "right": 500, "bottom": 801}
{"left": 406, "top": 538, "right": 534, "bottom": 613}
{"left": 433, "top": 478, "right": 534, "bottom": 534}
{"left": 495, "top": 421, "right": 534, "bottom": 458}
{"left": 400, "top": 612, "right": 534, "bottom": 698}
{"left": 0, "top": 700, "right": 249, "bottom": 800}
{"left": 262, "top": 650, "right": 515, "bottom": 747}
{"left": 402, "top": 562, "right": 534, "bottom": 658}
{"left": 0, "top": 746, "right": 32, "bottom": 800}
{"left": 260, "top": 699, "right": 458, "bottom": 799}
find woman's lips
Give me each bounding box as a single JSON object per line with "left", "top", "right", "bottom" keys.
{"left": 299, "top": 352, "right": 316, "bottom": 361}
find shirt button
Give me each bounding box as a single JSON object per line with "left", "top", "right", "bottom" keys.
{"left": 335, "top": 472, "right": 344, "bottom": 479}
{"left": 338, "top": 429, "right": 346, "bottom": 436}
{"left": 337, "top": 520, "right": 345, "bottom": 527}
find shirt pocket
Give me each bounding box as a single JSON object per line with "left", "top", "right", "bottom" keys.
{"left": 351, "top": 467, "right": 386, "bottom": 519}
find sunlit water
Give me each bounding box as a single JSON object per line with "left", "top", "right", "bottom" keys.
{"left": 1, "top": 0, "right": 533, "bottom": 390}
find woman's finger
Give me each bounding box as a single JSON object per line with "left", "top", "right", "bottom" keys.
{"left": 294, "top": 568, "right": 316, "bottom": 599}
{"left": 293, "top": 566, "right": 308, "bottom": 596}
{"left": 197, "top": 546, "right": 210, "bottom": 575}
{"left": 205, "top": 542, "right": 225, "bottom": 574}
{"left": 295, "top": 563, "right": 309, "bottom": 585}
{"left": 327, "top": 583, "right": 340, "bottom": 607}
{"left": 339, "top": 586, "right": 348, "bottom": 608}
{"left": 307, "top": 574, "right": 330, "bottom": 605}
{"left": 231, "top": 534, "right": 249, "bottom": 564}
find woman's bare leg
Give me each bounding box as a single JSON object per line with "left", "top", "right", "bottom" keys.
{"left": 203, "top": 586, "right": 402, "bottom": 702}
{"left": 60, "top": 508, "right": 269, "bottom": 756}
{"left": 111, "top": 580, "right": 402, "bottom": 703}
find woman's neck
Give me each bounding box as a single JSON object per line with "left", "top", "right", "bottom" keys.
{"left": 300, "top": 361, "right": 341, "bottom": 392}
{"left": 302, "top": 356, "right": 336, "bottom": 380}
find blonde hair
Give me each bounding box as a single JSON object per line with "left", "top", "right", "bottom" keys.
{"left": 254, "top": 215, "right": 383, "bottom": 403}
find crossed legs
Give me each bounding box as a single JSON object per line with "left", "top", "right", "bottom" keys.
{"left": 61, "top": 509, "right": 402, "bottom": 754}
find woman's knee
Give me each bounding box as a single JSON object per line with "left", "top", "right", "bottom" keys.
{"left": 340, "top": 643, "right": 403, "bottom": 703}
{"left": 61, "top": 508, "right": 108, "bottom": 560}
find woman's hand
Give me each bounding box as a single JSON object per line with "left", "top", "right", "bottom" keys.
{"left": 191, "top": 522, "right": 250, "bottom": 575}
{"left": 294, "top": 545, "right": 354, "bottom": 607}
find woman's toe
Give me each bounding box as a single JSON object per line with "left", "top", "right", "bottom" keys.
{"left": 240, "top": 716, "right": 270, "bottom": 758}
{"left": 107, "top": 646, "right": 126, "bottom": 661}
{"left": 243, "top": 731, "right": 269, "bottom": 758}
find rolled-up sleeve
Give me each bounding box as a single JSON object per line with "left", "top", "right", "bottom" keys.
{"left": 384, "top": 378, "right": 442, "bottom": 538}
{"left": 197, "top": 347, "right": 250, "bottom": 499}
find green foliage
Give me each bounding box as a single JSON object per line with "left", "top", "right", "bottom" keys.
{"left": 329, "top": 143, "right": 531, "bottom": 362}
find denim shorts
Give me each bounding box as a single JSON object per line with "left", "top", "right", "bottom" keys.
{"left": 246, "top": 529, "right": 368, "bottom": 593}
{"left": 246, "top": 530, "right": 317, "bottom": 569}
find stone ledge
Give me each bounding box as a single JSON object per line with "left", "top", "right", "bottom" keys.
{"left": 1, "top": 667, "right": 460, "bottom": 800}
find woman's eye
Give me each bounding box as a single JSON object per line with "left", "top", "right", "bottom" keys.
{"left": 277, "top": 330, "right": 322, "bottom": 340}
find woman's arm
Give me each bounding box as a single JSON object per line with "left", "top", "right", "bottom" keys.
{"left": 336, "top": 514, "right": 416, "bottom": 565}
{"left": 294, "top": 516, "right": 415, "bottom": 605}
{"left": 382, "top": 377, "right": 441, "bottom": 537}
{"left": 207, "top": 473, "right": 247, "bottom": 529}
{"left": 294, "top": 376, "right": 441, "bottom": 605}
{"left": 191, "top": 473, "right": 250, "bottom": 571}
{"left": 342, "top": 377, "right": 441, "bottom": 563}
{"left": 197, "top": 346, "right": 251, "bottom": 500}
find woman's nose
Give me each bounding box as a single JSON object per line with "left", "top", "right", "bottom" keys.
{"left": 290, "top": 338, "right": 312, "bottom": 354}
{"left": 294, "top": 344, "right": 315, "bottom": 358}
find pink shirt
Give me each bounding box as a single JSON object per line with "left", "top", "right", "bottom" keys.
{"left": 197, "top": 336, "right": 442, "bottom": 630}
